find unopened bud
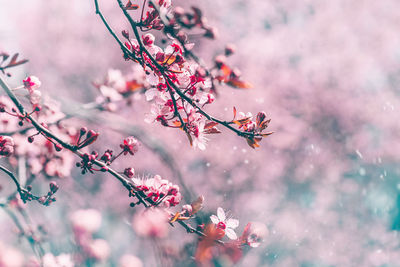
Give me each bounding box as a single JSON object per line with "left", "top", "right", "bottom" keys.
{"left": 80, "top": 127, "right": 87, "bottom": 135}
{"left": 124, "top": 167, "right": 135, "bottom": 178}
{"left": 54, "top": 144, "right": 62, "bottom": 152}
{"left": 224, "top": 43, "right": 236, "bottom": 56}
{"left": 49, "top": 181, "right": 59, "bottom": 193}
{"left": 122, "top": 30, "right": 130, "bottom": 39}
{"left": 101, "top": 166, "right": 108, "bottom": 172}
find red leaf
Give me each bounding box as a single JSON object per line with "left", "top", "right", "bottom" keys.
{"left": 190, "top": 195, "right": 204, "bottom": 215}
{"left": 4, "top": 53, "right": 28, "bottom": 69}
{"left": 204, "top": 121, "right": 218, "bottom": 129}
{"left": 9, "top": 53, "right": 19, "bottom": 65}
{"left": 125, "top": 1, "right": 139, "bottom": 10}
{"left": 226, "top": 79, "right": 253, "bottom": 89}
{"left": 186, "top": 131, "right": 193, "bottom": 146}
{"left": 204, "top": 127, "right": 221, "bottom": 134}
{"left": 246, "top": 137, "right": 261, "bottom": 149}
{"left": 261, "top": 132, "right": 274, "bottom": 137}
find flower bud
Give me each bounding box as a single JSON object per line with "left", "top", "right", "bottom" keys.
{"left": 54, "top": 143, "right": 63, "bottom": 152}
{"left": 124, "top": 167, "right": 135, "bottom": 178}
{"left": 49, "top": 181, "right": 59, "bottom": 193}
{"left": 122, "top": 30, "right": 130, "bottom": 39}
{"left": 224, "top": 43, "right": 236, "bottom": 56}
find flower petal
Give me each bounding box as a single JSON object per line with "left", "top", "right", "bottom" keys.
{"left": 217, "top": 207, "right": 225, "bottom": 221}
{"left": 226, "top": 218, "right": 239, "bottom": 229}
{"left": 225, "top": 228, "right": 237, "bottom": 240}
{"left": 210, "top": 215, "right": 219, "bottom": 224}
{"left": 145, "top": 88, "right": 158, "bottom": 101}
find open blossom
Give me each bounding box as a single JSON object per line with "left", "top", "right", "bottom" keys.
{"left": 210, "top": 207, "right": 239, "bottom": 240}
{"left": 23, "top": 76, "right": 42, "bottom": 105}
{"left": 23, "top": 76, "right": 41, "bottom": 91}
{"left": 132, "top": 175, "right": 181, "bottom": 207}
{"left": 0, "top": 135, "right": 14, "bottom": 156}
{"left": 120, "top": 136, "right": 139, "bottom": 155}
{"left": 185, "top": 106, "right": 208, "bottom": 150}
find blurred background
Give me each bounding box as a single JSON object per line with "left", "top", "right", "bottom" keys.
{"left": 1, "top": 0, "right": 400, "bottom": 266}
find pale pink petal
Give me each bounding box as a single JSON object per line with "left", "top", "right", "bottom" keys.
{"left": 145, "top": 88, "right": 158, "bottom": 101}
{"left": 217, "top": 207, "right": 225, "bottom": 221}
{"left": 210, "top": 215, "right": 219, "bottom": 224}
{"left": 225, "top": 228, "right": 237, "bottom": 240}
{"left": 226, "top": 218, "right": 239, "bottom": 229}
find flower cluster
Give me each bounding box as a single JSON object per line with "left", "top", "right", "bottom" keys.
{"left": 232, "top": 110, "right": 273, "bottom": 148}
{"left": 0, "top": 93, "right": 75, "bottom": 178}
{"left": 132, "top": 174, "right": 181, "bottom": 207}
{"left": 0, "top": 0, "right": 272, "bottom": 263}
{"left": 122, "top": 32, "right": 219, "bottom": 149}
{"left": 95, "top": 0, "right": 274, "bottom": 150}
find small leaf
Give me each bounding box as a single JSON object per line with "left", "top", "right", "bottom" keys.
{"left": 126, "top": 80, "right": 142, "bottom": 92}
{"left": 186, "top": 131, "right": 193, "bottom": 146}
{"left": 246, "top": 137, "right": 260, "bottom": 149}
{"left": 233, "top": 117, "right": 251, "bottom": 127}
{"left": 204, "top": 121, "right": 218, "bottom": 129}
{"left": 226, "top": 79, "right": 253, "bottom": 89}
{"left": 9, "top": 53, "right": 19, "bottom": 65}
{"left": 240, "top": 222, "right": 252, "bottom": 245}
{"left": 204, "top": 127, "right": 221, "bottom": 134}
{"left": 162, "top": 55, "right": 177, "bottom": 65}
{"left": 191, "top": 195, "right": 204, "bottom": 215}
{"left": 220, "top": 64, "right": 231, "bottom": 77}
{"left": 170, "top": 212, "right": 181, "bottom": 223}
{"left": 261, "top": 131, "right": 274, "bottom": 137}
{"left": 125, "top": 1, "right": 139, "bottom": 10}
{"left": 258, "top": 119, "right": 271, "bottom": 130}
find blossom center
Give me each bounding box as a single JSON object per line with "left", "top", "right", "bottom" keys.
{"left": 217, "top": 221, "right": 226, "bottom": 230}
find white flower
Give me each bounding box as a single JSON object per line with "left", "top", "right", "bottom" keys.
{"left": 210, "top": 207, "right": 239, "bottom": 240}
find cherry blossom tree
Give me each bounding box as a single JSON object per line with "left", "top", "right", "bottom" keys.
{"left": 2, "top": 0, "right": 400, "bottom": 266}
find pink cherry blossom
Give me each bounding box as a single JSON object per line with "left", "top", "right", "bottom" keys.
{"left": 210, "top": 207, "right": 239, "bottom": 240}
{"left": 120, "top": 136, "right": 139, "bottom": 155}
{"left": 23, "top": 76, "right": 41, "bottom": 91}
